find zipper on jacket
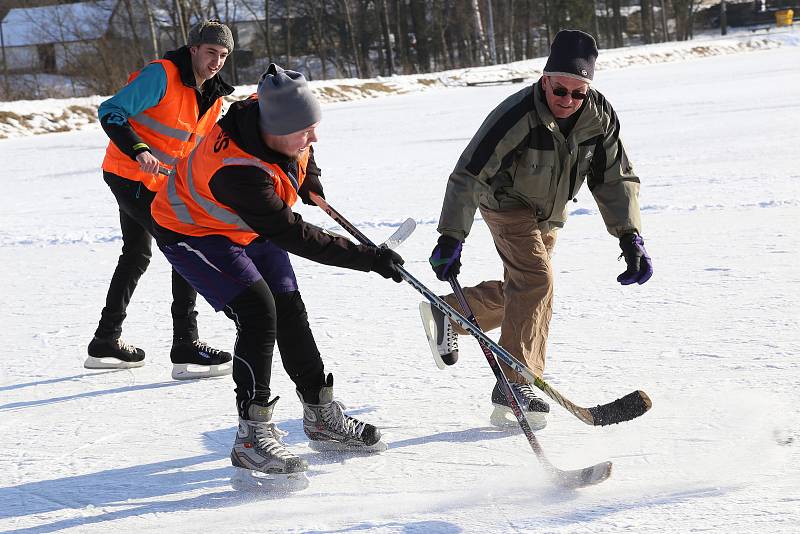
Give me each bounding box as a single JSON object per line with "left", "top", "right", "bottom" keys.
{"left": 567, "top": 160, "right": 579, "bottom": 201}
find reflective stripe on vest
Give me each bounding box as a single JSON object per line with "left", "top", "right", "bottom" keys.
{"left": 164, "top": 146, "right": 255, "bottom": 233}
{"left": 150, "top": 147, "right": 178, "bottom": 166}
{"left": 129, "top": 112, "right": 193, "bottom": 142}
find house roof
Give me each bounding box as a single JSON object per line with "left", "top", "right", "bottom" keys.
{"left": 0, "top": 0, "right": 117, "bottom": 47}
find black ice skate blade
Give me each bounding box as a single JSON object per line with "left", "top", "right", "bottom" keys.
{"left": 230, "top": 468, "right": 309, "bottom": 493}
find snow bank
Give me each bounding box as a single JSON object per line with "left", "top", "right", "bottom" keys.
{"left": 0, "top": 28, "right": 798, "bottom": 139}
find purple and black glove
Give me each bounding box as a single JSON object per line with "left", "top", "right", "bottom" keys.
{"left": 617, "top": 233, "right": 653, "bottom": 285}
{"left": 429, "top": 235, "right": 462, "bottom": 281}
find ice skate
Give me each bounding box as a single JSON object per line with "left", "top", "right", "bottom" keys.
{"left": 419, "top": 301, "right": 458, "bottom": 368}
{"left": 230, "top": 397, "right": 309, "bottom": 492}
{"left": 170, "top": 339, "right": 232, "bottom": 380}
{"left": 84, "top": 336, "right": 145, "bottom": 369}
{"left": 298, "top": 373, "right": 387, "bottom": 453}
{"left": 490, "top": 381, "right": 550, "bottom": 431}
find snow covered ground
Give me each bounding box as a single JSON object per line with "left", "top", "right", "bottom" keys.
{"left": 1, "top": 38, "right": 799, "bottom": 533}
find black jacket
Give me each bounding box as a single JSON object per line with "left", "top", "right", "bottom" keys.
{"left": 153, "top": 97, "right": 377, "bottom": 273}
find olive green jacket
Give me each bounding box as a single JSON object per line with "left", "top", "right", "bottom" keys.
{"left": 438, "top": 80, "right": 641, "bottom": 240}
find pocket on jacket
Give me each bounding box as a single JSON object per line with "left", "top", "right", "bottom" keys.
{"left": 512, "top": 150, "right": 555, "bottom": 199}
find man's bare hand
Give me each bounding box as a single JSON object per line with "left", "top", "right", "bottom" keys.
{"left": 136, "top": 152, "right": 161, "bottom": 174}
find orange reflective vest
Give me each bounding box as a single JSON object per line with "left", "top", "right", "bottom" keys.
{"left": 151, "top": 122, "right": 309, "bottom": 246}
{"left": 102, "top": 60, "right": 223, "bottom": 191}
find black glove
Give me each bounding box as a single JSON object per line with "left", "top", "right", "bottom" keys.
{"left": 429, "top": 235, "right": 462, "bottom": 281}
{"left": 298, "top": 170, "right": 324, "bottom": 206}
{"left": 617, "top": 233, "right": 653, "bottom": 285}
{"left": 371, "top": 247, "right": 405, "bottom": 283}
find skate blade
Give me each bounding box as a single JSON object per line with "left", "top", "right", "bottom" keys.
{"left": 171, "top": 362, "right": 232, "bottom": 380}
{"left": 490, "top": 405, "right": 547, "bottom": 431}
{"left": 308, "top": 439, "right": 388, "bottom": 454}
{"left": 419, "top": 302, "right": 448, "bottom": 370}
{"left": 84, "top": 356, "right": 144, "bottom": 369}
{"left": 230, "top": 467, "right": 309, "bottom": 492}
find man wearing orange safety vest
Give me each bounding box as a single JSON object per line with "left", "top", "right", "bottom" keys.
{"left": 151, "top": 64, "right": 404, "bottom": 489}
{"left": 87, "top": 20, "right": 234, "bottom": 379}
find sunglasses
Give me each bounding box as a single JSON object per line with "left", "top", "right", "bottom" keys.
{"left": 550, "top": 86, "right": 588, "bottom": 100}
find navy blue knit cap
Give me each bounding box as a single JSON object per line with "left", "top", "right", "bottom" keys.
{"left": 543, "top": 30, "right": 598, "bottom": 83}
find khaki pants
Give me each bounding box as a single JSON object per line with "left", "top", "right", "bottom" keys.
{"left": 443, "top": 207, "right": 557, "bottom": 383}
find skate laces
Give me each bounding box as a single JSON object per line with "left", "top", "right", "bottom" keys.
{"left": 435, "top": 308, "right": 458, "bottom": 352}
{"left": 513, "top": 383, "right": 539, "bottom": 401}
{"left": 444, "top": 322, "right": 458, "bottom": 352}
{"left": 192, "top": 340, "right": 222, "bottom": 356}
{"left": 251, "top": 422, "right": 296, "bottom": 461}
{"left": 116, "top": 339, "right": 138, "bottom": 354}
{"left": 320, "top": 401, "right": 367, "bottom": 439}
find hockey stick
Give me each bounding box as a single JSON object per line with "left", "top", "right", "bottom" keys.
{"left": 448, "top": 275, "right": 612, "bottom": 487}
{"left": 309, "top": 193, "right": 651, "bottom": 427}
{"left": 310, "top": 194, "right": 612, "bottom": 488}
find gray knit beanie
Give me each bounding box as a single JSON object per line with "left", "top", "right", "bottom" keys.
{"left": 258, "top": 64, "right": 321, "bottom": 136}
{"left": 188, "top": 19, "right": 234, "bottom": 52}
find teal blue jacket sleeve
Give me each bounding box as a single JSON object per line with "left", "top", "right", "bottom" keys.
{"left": 98, "top": 63, "right": 168, "bottom": 160}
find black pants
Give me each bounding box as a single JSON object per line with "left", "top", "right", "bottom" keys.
{"left": 94, "top": 172, "right": 198, "bottom": 343}
{"left": 223, "top": 280, "right": 325, "bottom": 417}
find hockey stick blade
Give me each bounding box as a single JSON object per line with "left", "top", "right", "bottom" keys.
{"left": 321, "top": 217, "right": 415, "bottom": 249}
{"left": 587, "top": 390, "right": 652, "bottom": 426}
{"left": 551, "top": 460, "right": 613, "bottom": 489}
{"left": 382, "top": 218, "right": 416, "bottom": 250}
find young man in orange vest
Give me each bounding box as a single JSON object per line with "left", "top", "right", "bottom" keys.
{"left": 88, "top": 20, "right": 234, "bottom": 379}
{"left": 151, "top": 64, "right": 405, "bottom": 488}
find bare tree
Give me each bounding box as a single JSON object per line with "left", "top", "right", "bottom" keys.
{"left": 342, "top": 0, "right": 362, "bottom": 77}
{"left": 142, "top": 0, "right": 161, "bottom": 59}
{"left": 611, "top": 0, "right": 624, "bottom": 48}
{"left": 470, "top": 0, "right": 490, "bottom": 65}
{"left": 377, "top": 0, "right": 395, "bottom": 74}
{"left": 672, "top": 0, "right": 696, "bottom": 41}
{"left": 485, "top": 0, "right": 497, "bottom": 64}
{"left": 640, "top": 0, "right": 653, "bottom": 44}
{"left": 174, "top": 0, "right": 188, "bottom": 44}
{"left": 286, "top": 0, "right": 292, "bottom": 66}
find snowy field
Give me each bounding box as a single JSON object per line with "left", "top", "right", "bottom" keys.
{"left": 1, "top": 42, "right": 799, "bottom": 533}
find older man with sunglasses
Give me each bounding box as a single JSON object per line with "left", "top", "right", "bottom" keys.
{"left": 419, "top": 29, "right": 653, "bottom": 431}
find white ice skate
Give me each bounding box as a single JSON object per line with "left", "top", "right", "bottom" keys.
{"left": 490, "top": 381, "right": 549, "bottom": 431}
{"left": 230, "top": 398, "right": 309, "bottom": 492}
{"left": 418, "top": 301, "right": 459, "bottom": 369}
{"left": 298, "top": 374, "right": 387, "bottom": 453}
